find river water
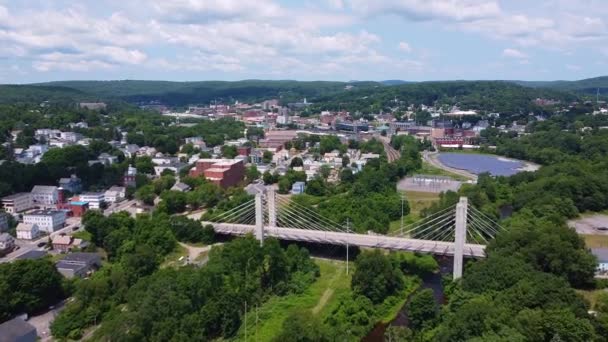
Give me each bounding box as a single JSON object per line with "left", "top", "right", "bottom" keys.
{"left": 363, "top": 257, "right": 451, "bottom": 341}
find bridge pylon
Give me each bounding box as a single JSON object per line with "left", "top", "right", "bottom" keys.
{"left": 255, "top": 193, "right": 264, "bottom": 245}
{"left": 453, "top": 197, "right": 468, "bottom": 280}
{"left": 267, "top": 187, "right": 276, "bottom": 228}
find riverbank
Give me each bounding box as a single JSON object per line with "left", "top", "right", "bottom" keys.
{"left": 422, "top": 151, "right": 478, "bottom": 181}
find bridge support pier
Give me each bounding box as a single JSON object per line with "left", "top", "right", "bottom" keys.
{"left": 267, "top": 187, "right": 276, "bottom": 228}
{"left": 255, "top": 193, "right": 264, "bottom": 245}
{"left": 453, "top": 197, "right": 468, "bottom": 280}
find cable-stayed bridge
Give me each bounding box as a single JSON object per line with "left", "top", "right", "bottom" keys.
{"left": 201, "top": 189, "right": 504, "bottom": 279}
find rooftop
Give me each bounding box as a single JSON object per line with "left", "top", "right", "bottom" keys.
{"left": 0, "top": 318, "right": 36, "bottom": 340}
{"left": 25, "top": 209, "right": 65, "bottom": 216}
{"left": 61, "top": 252, "right": 100, "bottom": 264}
{"left": 2, "top": 192, "right": 31, "bottom": 200}
{"left": 31, "top": 185, "right": 58, "bottom": 194}
{"left": 591, "top": 248, "right": 608, "bottom": 263}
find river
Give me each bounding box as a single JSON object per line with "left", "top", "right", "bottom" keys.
{"left": 363, "top": 257, "right": 451, "bottom": 341}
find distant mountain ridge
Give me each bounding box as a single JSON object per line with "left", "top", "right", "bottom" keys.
{"left": 0, "top": 76, "right": 603, "bottom": 106}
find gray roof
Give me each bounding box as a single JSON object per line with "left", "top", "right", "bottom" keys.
{"left": 2, "top": 192, "right": 31, "bottom": 200}
{"left": 591, "top": 248, "right": 608, "bottom": 263}
{"left": 31, "top": 185, "right": 57, "bottom": 194}
{"left": 0, "top": 317, "right": 36, "bottom": 341}
{"left": 61, "top": 252, "right": 100, "bottom": 264}
{"left": 171, "top": 182, "right": 191, "bottom": 192}
{"left": 0, "top": 233, "right": 13, "bottom": 242}
{"left": 16, "top": 250, "right": 47, "bottom": 260}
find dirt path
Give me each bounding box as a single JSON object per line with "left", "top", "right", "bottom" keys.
{"left": 179, "top": 242, "right": 214, "bottom": 261}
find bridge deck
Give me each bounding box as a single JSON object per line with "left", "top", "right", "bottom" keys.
{"left": 203, "top": 222, "right": 486, "bottom": 258}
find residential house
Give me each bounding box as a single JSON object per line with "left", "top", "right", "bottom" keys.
{"left": 2, "top": 193, "right": 34, "bottom": 214}
{"left": 16, "top": 223, "right": 39, "bottom": 240}
{"left": 0, "top": 317, "right": 37, "bottom": 342}
{"left": 23, "top": 210, "right": 66, "bottom": 233}
{"left": 123, "top": 165, "right": 137, "bottom": 187}
{"left": 56, "top": 252, "right": 102, "bottom": 278}
{"left": 154, "top": 163, "right": 188, "bottom": 176}
{"left": 291, "top": 181, "right": 306, "bottom": 194}
{"left": 104, "top": 186, "right": 126, "bottom": 203}
{"left": 58, "top": 174, "right": 82, "bottom": 194}
{"left": 97, "top": 153, "right": 118, "bottom": 165}
{"left": 121, "top": 144, "right": 140, "bottom": 158}
{"left": 31, "top": 185, "right": 59, "bottom": 206}
{"left": 0, "top": 212, "right": 8, "bottom": 232}
{"left": 79, "top": 192, "right": 105, "bottom": 210}
{"left": 52, "top": 235, "right": 73, "bottom": 253}
{"left": 170, "top": 182, "right": 191, "bottom": 192}
{"left": 152, "top": 156, "right": 179, "bottom": 165}
{"left": 0, "top": 233, "right": 15, "bottom": 254}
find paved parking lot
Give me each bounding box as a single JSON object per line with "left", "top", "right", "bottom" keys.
{"left": 568, "top": 215, "right": 608, "bottom": 235}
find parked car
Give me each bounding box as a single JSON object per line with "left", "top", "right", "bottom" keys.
{"left": 37, "top": 242, "right": 46, "bottom": 248}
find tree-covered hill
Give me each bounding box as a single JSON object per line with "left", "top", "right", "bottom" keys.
{"left": 0, "top": 84, "right": 97, "bottom": 104}
{"left": 311, "top": 81, "right": 579, "bottom": 117}
{"left": 33, "top": 79, "right": 382, "bottom": 106}
{"left": 514, "top": 76, "right": 608, "bottom": 95}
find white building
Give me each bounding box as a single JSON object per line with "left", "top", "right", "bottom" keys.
{"left": 104, "top": 186, "right": 126, "bottom": 204}
{"left": 23, "top": 210, "right": 66, "bottom": 233}
{"left": 16, "top": 223, "right": 40, "bottom": 240}
{"left": 80, "top": 192, "right": 105, "bottom": 210}
{"left": 1, "top": 193, "right": 34, "bottom": 214}
{"left": 31, "top": 185, "right": 58, "bottom": 206}
{"left": 154, "top": 163, "right": 188, "bottom": 176}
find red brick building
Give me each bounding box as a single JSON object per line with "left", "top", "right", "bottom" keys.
{"left": 237, "top": 146, "right": 251, "bottom": 156}
{"left": 189, "top": 159, "right": 245, "bottom": 188}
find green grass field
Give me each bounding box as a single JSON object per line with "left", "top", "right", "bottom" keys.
{"left": 161, "top": 244, "right": 188, "bottom": 268}
{"left": 583, "top": 234, "right": 608, "bottom": 248}
{"left": 234, "top": 259, "right": 351, "bottom": 341}
{"left": 71, "top": 230, "right": 92, "bottom": 241}
{"left": 419, "top": 161, "right": 470, "bottom": 181}
{"left": 389, "top": 191, "right": 440, "bottom": 234}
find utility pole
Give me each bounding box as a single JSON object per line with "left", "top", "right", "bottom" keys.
{"left": 346, "top": 218, "right": 350, "bottom": 275}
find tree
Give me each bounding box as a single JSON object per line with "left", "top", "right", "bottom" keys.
{"left": 290, "top": 157, "right": 303, "bottom": 168}
{"left": 135, "top": 184, "right": 155, "bottom": 205}
{"left": 135, "top": 156, "right": 154, "bottom": 174}
{"left": 245, "top": 165, "right": 260, "bottom": 183}
{"left": 351, "top": 250, "right": 404, "bottom": 304}
{"left": 274, "top": 311, "right": 329, "bottom": 342}
{"left": 262, "top": 151, "right": 273, "bottom": 164}
{"left": 263, "top": 171, "right": 278, "bottom": 185}
{"left": 407, "top": 289, "right": 437, "bottom": 330}
{"left": 319, "top": 164, "right": 331, "bottom": 179}
{"left": 159, "top": 190, "right": 187, "bottom": 214}
{"left": 221, "top": 145, "right": 238, "bottom": 158}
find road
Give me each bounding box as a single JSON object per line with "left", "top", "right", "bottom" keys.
{"left": 1, "top": 216, "right": 82, "bottom": 263}
{"left": 422, "top": 151, "right": 477, "bottom": 182}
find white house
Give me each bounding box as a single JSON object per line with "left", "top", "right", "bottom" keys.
{"left": 104, "top": 186, "right": 126, "bottom": 204}
{"left": 80, "top": 192, "right": 105, "bottom": 210}
{"left": 0, "top": 233, "right": 15, "bottom": 252}
{"left": 31, "top": 185, "right": 58, "bottom": 206}
{"left": 154, "top": 163, "right": 188, "bottom": 176}
{"left": 16, "top": 223, "right": 40, "bottom": 240}
{"left": 592, "top": 248, "right": 608, "bottom": 274}
{"left": 1, "top": 193, "right": 33, "bottom": 213}
{"left": 23, "top": 210, "right": 66, "bottom": 233}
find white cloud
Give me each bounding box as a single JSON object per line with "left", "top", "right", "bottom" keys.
{"left": 151, "top": 0, "right": 284, "bottom": 23}
{"left": 350, "top": 0, "right": 501, "bottom": 22}
{"left": 398, "top": 41, "right": 412, "bottom": 53}
{"left": 502, "top": 48, "right": 527, "bottom": 59}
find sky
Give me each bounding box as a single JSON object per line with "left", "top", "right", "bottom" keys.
{"left": 0, "top": 0, "right": 606, "bottom": 83}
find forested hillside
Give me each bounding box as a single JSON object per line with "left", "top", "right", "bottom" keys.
{"left": 514, "top": 76, "right": 608, "bottom": 95}
{"left": 311, "top": 81, "right": 578, "bottom": 117}
{"left": 34, "top": 80, "right": 381, "bottom": 106}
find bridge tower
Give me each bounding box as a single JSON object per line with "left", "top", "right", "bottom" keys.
{"left": 255, "top": 193, "right": 264, "bottom": 245}
{"left": 453, "top": 197, "right": 468, "bottom": 280}
{"left": 267, "top": 187, "right": 277, "bottom": 228}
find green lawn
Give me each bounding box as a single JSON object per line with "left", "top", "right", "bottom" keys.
{"left": 234, "top": 259, "right": 351, "bottom": 341}
{"left": 389, "top": 191, "right": 440, "bottom": 235}
{"left": 583, "top": 234, "right": 608, "bottom": 248}
{"left": 161, "top": 244, "right": 188, "bottom": 268}
{"left": 419, "top": 161, "right": 470, "bottom": 181}
{"left": 577, "top": 289, "right": 606, "bottom": 310}
{"left": 72, "top": 230, "right": 92, "bottom": 241}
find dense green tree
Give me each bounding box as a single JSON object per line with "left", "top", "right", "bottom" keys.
{"left": 407, "top": 289, "right": 437, "bottom": 331}
{"left": 351, "top": 250, "right": 404, "bottom": 304}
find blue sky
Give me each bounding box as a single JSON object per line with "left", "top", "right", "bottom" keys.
{"left": 0, "top": 0, "right": 606, "bottom": 83}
